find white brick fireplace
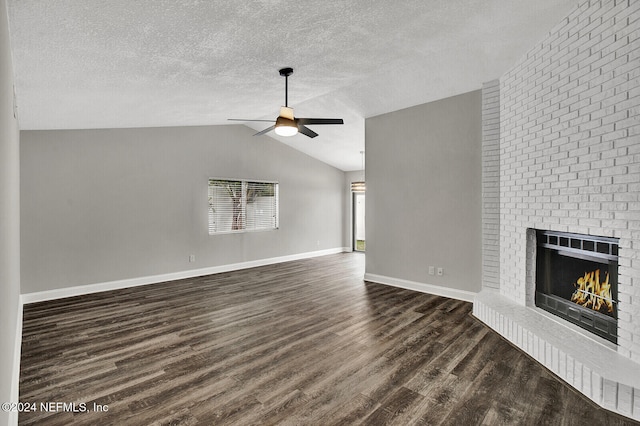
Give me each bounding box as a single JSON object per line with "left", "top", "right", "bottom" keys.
{"left": 474, "top": 0, "right": 640, "bottom": 420}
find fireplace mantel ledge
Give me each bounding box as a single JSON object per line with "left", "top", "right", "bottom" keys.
{"left": 473, "top": 288, "right": 640, "bottom": 419}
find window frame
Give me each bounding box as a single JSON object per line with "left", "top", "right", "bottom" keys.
{"left": 208, "top": 178, "right": 279, "bottom": 235}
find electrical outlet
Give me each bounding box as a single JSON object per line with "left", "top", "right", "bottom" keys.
{"left": 189, "top": 254, "right": 195, "bottom": 263}
{"left": 437, "top": 267, "right": 444, "bottom": 276}
{"left": 428, "top": 266, "right": 435, "bottom": 275}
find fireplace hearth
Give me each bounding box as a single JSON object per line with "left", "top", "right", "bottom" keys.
{"left": 535, "top": 230, "right": 619, "bottom": 344}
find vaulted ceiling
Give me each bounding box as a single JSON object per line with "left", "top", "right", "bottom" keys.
{"left": 7, "top": 0, "right": 578, "bottom": 170}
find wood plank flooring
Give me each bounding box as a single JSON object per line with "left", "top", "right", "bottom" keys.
{"left": 19, "top": 253, "right": 638, "bottom": 425}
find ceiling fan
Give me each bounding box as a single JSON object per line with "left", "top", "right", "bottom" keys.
{"left": 228, "top": 68, "right": 344, "bottom": 138}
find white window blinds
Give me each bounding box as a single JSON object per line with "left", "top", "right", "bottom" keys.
{"left": 208, "top": 179, "right": 279, "bottom": 234}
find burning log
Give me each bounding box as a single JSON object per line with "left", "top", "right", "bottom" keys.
{"left": 571, "top": 269, "right": 614, "bottom": 314}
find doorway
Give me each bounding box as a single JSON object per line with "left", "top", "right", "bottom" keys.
{"left": 352, "top": 191, "right": 365, "bottom": 252}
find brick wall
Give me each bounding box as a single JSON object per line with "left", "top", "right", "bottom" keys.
{"left": 499, "top": 0, "right": 640, "bottom": 361}
{"left": 482, "top": 80, "right": 500, "bottom": 289}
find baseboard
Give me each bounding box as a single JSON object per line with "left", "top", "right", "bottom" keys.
{"left": 9, "top": 300, "right": 23, "bottom": 426}
{"left": 22, "top": 247, "right": 349, "bottom": 304}
{"left": 363, "top": 273, "right": 476, "bottom": 303}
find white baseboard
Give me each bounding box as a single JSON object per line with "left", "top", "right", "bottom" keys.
{"left": 22, "top": 247, "right": 349, "bottom": 304}
{"left": 363, "top": 273, "right": 476, "bottom": 303}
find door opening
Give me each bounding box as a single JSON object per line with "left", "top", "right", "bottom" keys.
{"left": 352, "top": 190, "right": 365, "bottom": 252}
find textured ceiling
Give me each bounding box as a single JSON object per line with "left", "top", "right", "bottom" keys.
{"left": 7, "top": 0, "right": 578, "bottom": 171}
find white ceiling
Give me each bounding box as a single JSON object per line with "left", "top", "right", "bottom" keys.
{"left": 7, "top": 0, "right": 578, "bottom": 171}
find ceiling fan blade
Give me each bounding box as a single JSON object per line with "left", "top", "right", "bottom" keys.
{"left": 254, "top": 125, "right": 275, "bottom": 136}
{"left": 298, "top": 125, "right": 318, "bottom": 138}
{"left": 297, "top": 118, "right": 344, "bottom": 125}
{"left": 228, "top": 119, "right": 276, "bottom": 122}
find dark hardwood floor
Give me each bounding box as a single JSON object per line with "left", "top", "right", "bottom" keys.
{"left": 19, "top": 253, "right": 638, "bottom": 425}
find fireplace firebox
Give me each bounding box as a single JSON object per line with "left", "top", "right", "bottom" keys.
{"left": 535, "top": 230, "right": 618, "bottom": 344}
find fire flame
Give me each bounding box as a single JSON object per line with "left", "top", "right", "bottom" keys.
{"left": 571, "top": 269, "right": 613, "bottom": 314}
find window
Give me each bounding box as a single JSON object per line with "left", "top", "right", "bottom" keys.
{"left": 208, "top": 179, "right": 279, "bottom": 234}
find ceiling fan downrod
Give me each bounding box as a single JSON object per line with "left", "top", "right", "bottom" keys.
{"left": 279, "top": 67, "right": 293, "bottom": 107}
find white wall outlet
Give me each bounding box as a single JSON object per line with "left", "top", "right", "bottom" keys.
{"left": 189, "top": 254, "right": 195, "bottom": 263}
{"left": 428, "top": 266, "right": 435, "bottom": 275}
{"left": 437, "top": 267, "right": 444, "bottom": 276}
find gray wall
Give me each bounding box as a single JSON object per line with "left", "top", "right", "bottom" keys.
{"left": 365, "top": 90, "right": 482, "bottom": 293}
{"left": 21, "top": 125, "right": 345, "bottom": 293}
{"left": 0, "top": 0, "right": 21, "bottom": 421}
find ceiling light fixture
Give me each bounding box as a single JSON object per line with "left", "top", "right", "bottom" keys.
{"left": 274, "top": 119, "right": 298, "bottom": 136}
{"left": 274, "top": 106, "right": 298, "bottom": 136}
{"left": 228, "top": 68, "right": 343, "bottom": 139}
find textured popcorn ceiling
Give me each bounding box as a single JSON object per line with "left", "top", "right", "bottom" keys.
{"left": 7, "top": 0, "right": 578, "bottom": 170}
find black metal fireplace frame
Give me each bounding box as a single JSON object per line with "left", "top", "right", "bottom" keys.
{"left": 535, "top": 230, "right": 618, "bottom": 344}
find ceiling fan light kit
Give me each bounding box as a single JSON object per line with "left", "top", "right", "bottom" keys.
{"left": 229, "top": 68, "right": 344, "bottom": 139}
{"left": 274, "top": 117, "right": 298, "bottom": 136}
{"left": 274, "top": 106, "right": 298, "bottom": 136}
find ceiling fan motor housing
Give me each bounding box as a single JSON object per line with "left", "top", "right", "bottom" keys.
{"left": 279, "top": 106, "right": 294, "bottom": 120}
